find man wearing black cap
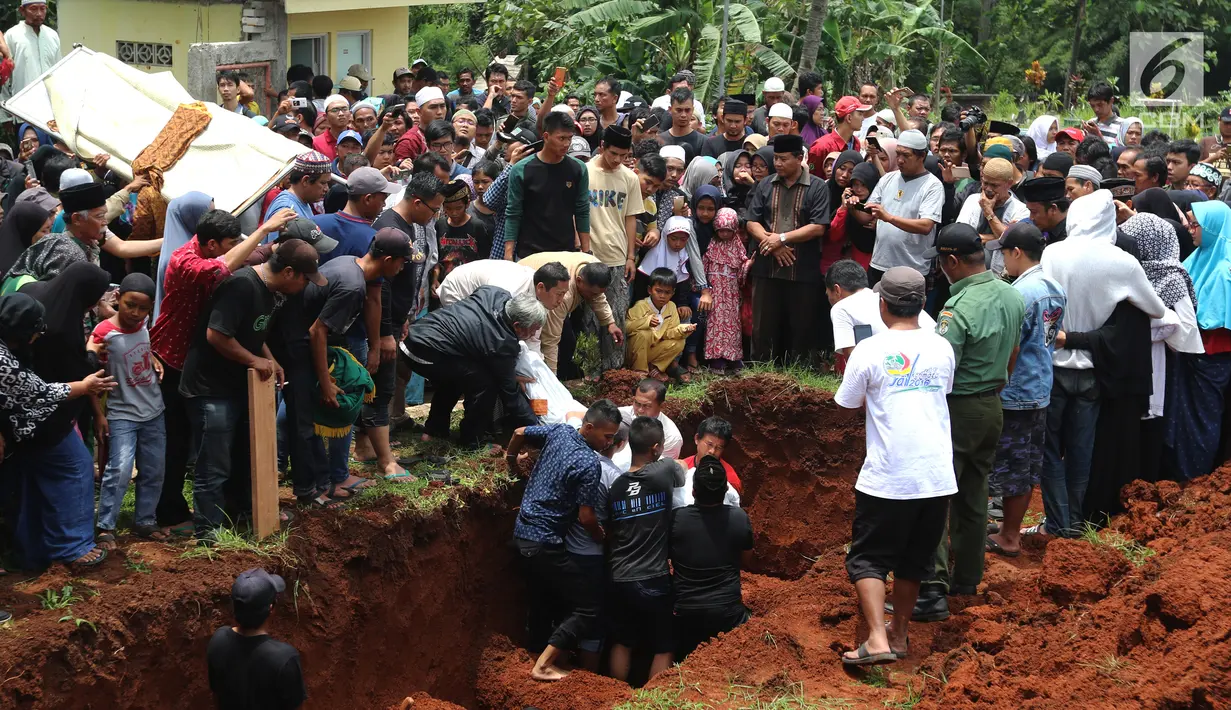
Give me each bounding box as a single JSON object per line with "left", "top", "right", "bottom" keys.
{"left": 181, "top": 239, "right": 324, "bottom": 542}
{"left": 302, "top": 228, "right": 411, "bottom": 503}
{"left": 1017, "top": 176, "right": 1070, "bottom": 244}
{"left": 1036, "top": 151, "right": 1073, "bottom": 179}
{"left": 586, "top": 125, "right": 644, "bottom": 371}
{"left": 702, "top": 99, "right": 749, "bottom": 158}
{"left": 834, "top": 266, "right": 956, "bottom": 665}
{"left": 4, "top": 179, "right": 163, "bottom": 283}
{"left": 744, "top": 133, "right": 832, "bottom": 365}
{"left": 903, "top": 224, "right": 1024, "bottom": 621}
{"left": 985, "top": 224, "right": 1066, "bottom": 558}
{"left": 207, "top": 568, "right": 306, "bottom": 709}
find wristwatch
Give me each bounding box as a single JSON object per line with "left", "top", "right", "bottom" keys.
{"left": 778, "top": 233, "right": 787, "bottom": 244}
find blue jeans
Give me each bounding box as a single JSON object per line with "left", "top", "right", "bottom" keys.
{"left": 97, "top": 415, "right": 166, "bottom": 530}
{"left": 187, "top": 396, "right": 249, "bottom": 538}
{"left": 1041, "top": 368, "right": 1100, "bottom": 537}
{"left": 0, "top": 430, "right": 96, "bottom": 568}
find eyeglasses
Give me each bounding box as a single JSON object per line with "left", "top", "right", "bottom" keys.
{"left": 430, "top": 141, "right": 454, "bottom": 151}
{"left": 578, "top": 117, "right": 598, "bottom": 124}
{"left": 327, "top": 107, "right": 351, "bottom": 115}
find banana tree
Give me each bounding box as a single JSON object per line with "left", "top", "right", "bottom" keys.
{"left": 565, "top": 0, "right": 794, "bottom": 102}
{"left": 823, "top": 0, "right": 984, "bottom": 92}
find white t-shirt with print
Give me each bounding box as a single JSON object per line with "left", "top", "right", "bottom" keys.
{"left": 834, "top": 328, "right": 958, "bottom": 500}
{"left": 831, "top": 288, "right": 937, "bottom": 351}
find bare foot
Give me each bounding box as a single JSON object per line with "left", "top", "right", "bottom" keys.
{"left": 380, "top": 462, "right": 407, "bottom": 478}
{"left": 987, "top": 530, "right": 1021, "bottom": 555}
{"left": 531, "top": 664, "right": 570, "bottom": 681}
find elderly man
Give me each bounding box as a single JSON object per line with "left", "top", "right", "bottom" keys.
{"left": 615, "top": 378, "right": 683, "bottom": 463}
{"left": 519, "top": 251, "right": 622, "bottom": 374}
{"left": 2, "top": 0, "right": 59, "bottom": 124}
{"left": 403, "top": 287, "right": 546, "bottom": 448}
{"left": 956, "top": 157, "right": 1029, "bottom": 276}
{"left": 750, "top": 77, "right": 786, "bottom": 136}
{"left": 744, "top": 134, "right": 831, "bottom": 365}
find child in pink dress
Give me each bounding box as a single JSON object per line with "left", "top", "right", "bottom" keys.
{"left": 702, "top": 208, "right": 745, "bottom": 373}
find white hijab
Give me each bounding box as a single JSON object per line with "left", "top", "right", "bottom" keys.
{"left": 1065, "top": 190, "right": 1118, "bottom": 244}
{"left": 639, "top": 215, "right": 692, "bottom": 281}
{"left": 1119, "top": 117, "right": 1144, "bottom": 146}
{"left": 1027, "top": 114, "right": 1058, "bottom": 160}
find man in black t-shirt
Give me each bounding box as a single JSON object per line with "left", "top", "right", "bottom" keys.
{"left": 606, "top": 416, "right": 685, "bottom": 682}
{"left": 299, "top": 228, "right": 411, "bottom": 506}
{"left": 181, "top": 240, "right": 324, "bottom": 542}
{"left": 659, "top": 86, "right": 706, "bottom": 165}
{"left": 504, "top": 111, "right": 591, "bottom": 259}
{"left": 669, "top": 455, "right": 754, "bottom": 659}
{"left": 701, "top": 99, "right": 750, "bottom": 159}
{"left": 208, "top": 568, "right": 306, "bottom": 710}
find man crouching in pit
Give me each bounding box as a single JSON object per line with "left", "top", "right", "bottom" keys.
{"left": 505, "top": 400, "right": 623, "bottom": 680}
{"left": 832, "top": 267, "right": 957, "bottom": 665}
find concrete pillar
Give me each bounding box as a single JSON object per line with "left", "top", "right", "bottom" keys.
{"left": 186, "top": 0, "right": 288, "bottom": 110}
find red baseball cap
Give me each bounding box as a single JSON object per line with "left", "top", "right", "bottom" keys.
{"left": 1056, "top": 127, "right": 1085, "bottom": 142}
{"left": 834, "top": 96, "right": 873, "bottom": 119}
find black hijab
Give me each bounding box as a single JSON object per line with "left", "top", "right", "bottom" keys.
{"left": 754, "top": 146, "right": 777, "bottom": 176}
{"left": 3, "top": 145, "right": 58, "bottom": 213}
{"left": 0, "top": 202, "right": 50, "bottom": 277}
{"left": 0, "top": 292, "right": 45, "bottom": 351}
{"left": 827, "top": 150, "right": 863, "bottom": 211}
{"left": 577, "top": 106, "right": 602, "bottom": 151}
{"left": 847, "top": 162, "right": 882, "bottom": 255}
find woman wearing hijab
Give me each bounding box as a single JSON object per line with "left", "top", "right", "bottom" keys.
{"left": 1133, "top": 187, "right": 1207, "bottom": 260}
{"left": 822, "top": 151, "right": 863, "bottom": 274}
{"left": 3, "top": 144, "right": 57, "bottom": 214}
{"left": 1, "top": 267, "right": 116, "bottom": 571}
{"left": 1119, "top": 117, "right": 1144, "bottom": 147}
{"left": 1167, "top": 201, "right": 1231, "bottom": 481}
{"left": 154, "top": 192, "right": 213, "bottom": 320}
{"left": 1026, "top": 115, "right": 1059, "bottom": 160}
{"left": 577, "top": 106, "right": 602, "bottom": 153}
{"left": 867, "top": 135, "right": 898, "bottom": 175}
{"left": 0, "top": 203, "right": 51, "bottom": 277}
{"left": 684, "top": 186, "right": 721, "bottom": 370}
{"left": 799, "top": 95, "right": 828, "bottom": 149}
{"left": 680, "top": 157, "right": 721, "bottom": 200}
{"left": 722, "top": 149, "right": 756, "bottom": 210}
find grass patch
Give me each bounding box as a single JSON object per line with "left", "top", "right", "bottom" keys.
{"left": 181, "top": 524, "right": 297, "bottom": 565}
{"left": 615, "top": 687, "right": 711, "bottom": 710}
{"left": 857, "top": 666, "right": 892, "bottom": 689}
{"left": 58, "top": 614, "right": 97, "bottom": 632}
{"left": 740, "top": 362, "right": 841, "bottom": 393}
{"left": 1079, "top": 524, "right": 1156, "bottom": 567}
{"left": 726, "top": 680, "right": 849, "bottom": 709}
{"left": 38, "top": 585, "right": 80, "bottom": 611}
{"left": 1077, "top": 654, "right": 1134, "bottom": 682}
{"left": 883, "top": 682, "right": 924, "bottom": 709}
{"left": 124, "top": 552, "right": 152, "bottom": 574}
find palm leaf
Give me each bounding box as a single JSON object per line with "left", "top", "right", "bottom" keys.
{"left": 752, "top": 44, "right": 796, "bottom": 79}
{"left": 693, "top": 34, "right": 721, "bottom": 103}
{"left": 628, "top": 8, "right": 691, "bottom": 36}
{"left": 568, "top": 0, "right": 657, "bottom": 27}
{"left": 903, "top": 26, "right": 985, "bottom": 64}
{"left": 726, "top": 3, "right": 763, "bottom": 44}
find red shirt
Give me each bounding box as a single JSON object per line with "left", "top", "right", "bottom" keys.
{"left": 150, "top": 237, "right": 231, "bottom": 371}
{"left": 808, "top": 131, "right": 862, "bottom": 175}
{"left": 683, "top": 455, "right": 743, "bottom": 494}
{"left": 394, "top": 127, "right": 427, "bottom": 162}
{"left": 313, "top": 130, "right": 338, "bottom": 161}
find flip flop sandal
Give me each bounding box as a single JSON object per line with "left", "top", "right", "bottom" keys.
{"left": 421, "top": 468, "right": 453, "bottom": 485}
{"left": 383, "top": 471, "right": 415, "bottom": 483}
{"left": 987, "top": 522, "right": 1002, "bottom": 535}
{"left": 167, "top": 521, "right": 195, "bottom": 538}
{"left": 134, "top": 525, "right": 172, "bottom": 542}
{"left": 841, "top": 641, "right": 898, "bottom": 666}
{"left": 884, "top": 623, "right": 909, "bottom": 659}
{"left": 1021, "top": 520, "right": 1049, "bottom": 537}
{"left": 985, "top": 535, "right": 1021, "bottom": 558}
{"left": 70, "top": 547, "right": 108, "bottom": 570}
{"left": 300, "top": 494, "right": 347, "bottom": 510}
{"left": 339, "top": 477, "right": 375, "bottom": 495}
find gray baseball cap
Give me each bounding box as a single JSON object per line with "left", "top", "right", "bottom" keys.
{"left": 278, "top": 217, "right": 339, "bottom": 254}
{"left": 347, "top": 166, "right": 401, "bottom": 196}
{"left": 873, "top": 266, "right": 926, "bottom": 307}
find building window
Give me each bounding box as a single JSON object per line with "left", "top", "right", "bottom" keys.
{"left": 291, "top": 35, "right": 327, "bottom": 76}
{"left": 116, "top": 41, "right": 173, "bottom": 68}
{"left": 335, "top": 31, "right": 371, "bottom": 83}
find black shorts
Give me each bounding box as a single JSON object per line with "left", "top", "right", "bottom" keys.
{"left": 990, "top": 408, "right": 1047, "bottom": 498}
{"left": 845, "top": 490, "right": 948, "bottom": 583}
{"left": 609, "top": 574, "right": 674, "bottom": 654}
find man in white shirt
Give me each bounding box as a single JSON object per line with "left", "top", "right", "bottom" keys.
{"left": 826, "top": 259, "right": 935, "bottom": 371}
{"left": 437, "top": 258, "right": 570, "bottom": 309}
{"left": 614, "top": 379, "right": 683, "bottom": 469}
{"left": 956, "top": 157, "right": 1030, "bottom": 276}
{"left": 834, "top": 266, "right": 956, "bottom": 667}
{"left": 867, "top": 130, "right": 945, "bottom": 284}
{"left": 3, "top": 0, "right": 59, "bottom": 124}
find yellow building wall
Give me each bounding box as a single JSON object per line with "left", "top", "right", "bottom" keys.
{"left": 57, "top": 0, "right": 243, "bottom": 88}
{"left": 288, "top": 8, "right": 409, "bottom": 97}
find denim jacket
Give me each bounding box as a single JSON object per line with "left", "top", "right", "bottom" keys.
{"left": 1001, "top": 265, "right": 1066, "bottom": 409}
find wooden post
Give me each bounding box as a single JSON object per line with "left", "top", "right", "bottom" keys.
{"left": 248, "top": 368, "right": 279, "bottom": 539}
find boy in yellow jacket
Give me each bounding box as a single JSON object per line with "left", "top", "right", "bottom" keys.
{"left": 625, "top": 267, "right": 696, "bottom": 380}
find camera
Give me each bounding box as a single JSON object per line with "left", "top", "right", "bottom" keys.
{"left": 290, "top": 97, "right": 308, "bottom": 109}
{"left": 959, "top": 105, "right": 986, "bottom": 132}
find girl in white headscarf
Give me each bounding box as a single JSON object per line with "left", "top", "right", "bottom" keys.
{"left": 1026, "top": 115, "right": 1059, "bottom": 161}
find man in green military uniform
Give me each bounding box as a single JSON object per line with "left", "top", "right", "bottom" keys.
{"left": 905, "top": 223, "right": 1025, "bottom": 622}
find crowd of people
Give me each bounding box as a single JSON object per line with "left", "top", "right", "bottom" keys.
{"left": 0, "top": 0, "right": 1229, "bottom": 697}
